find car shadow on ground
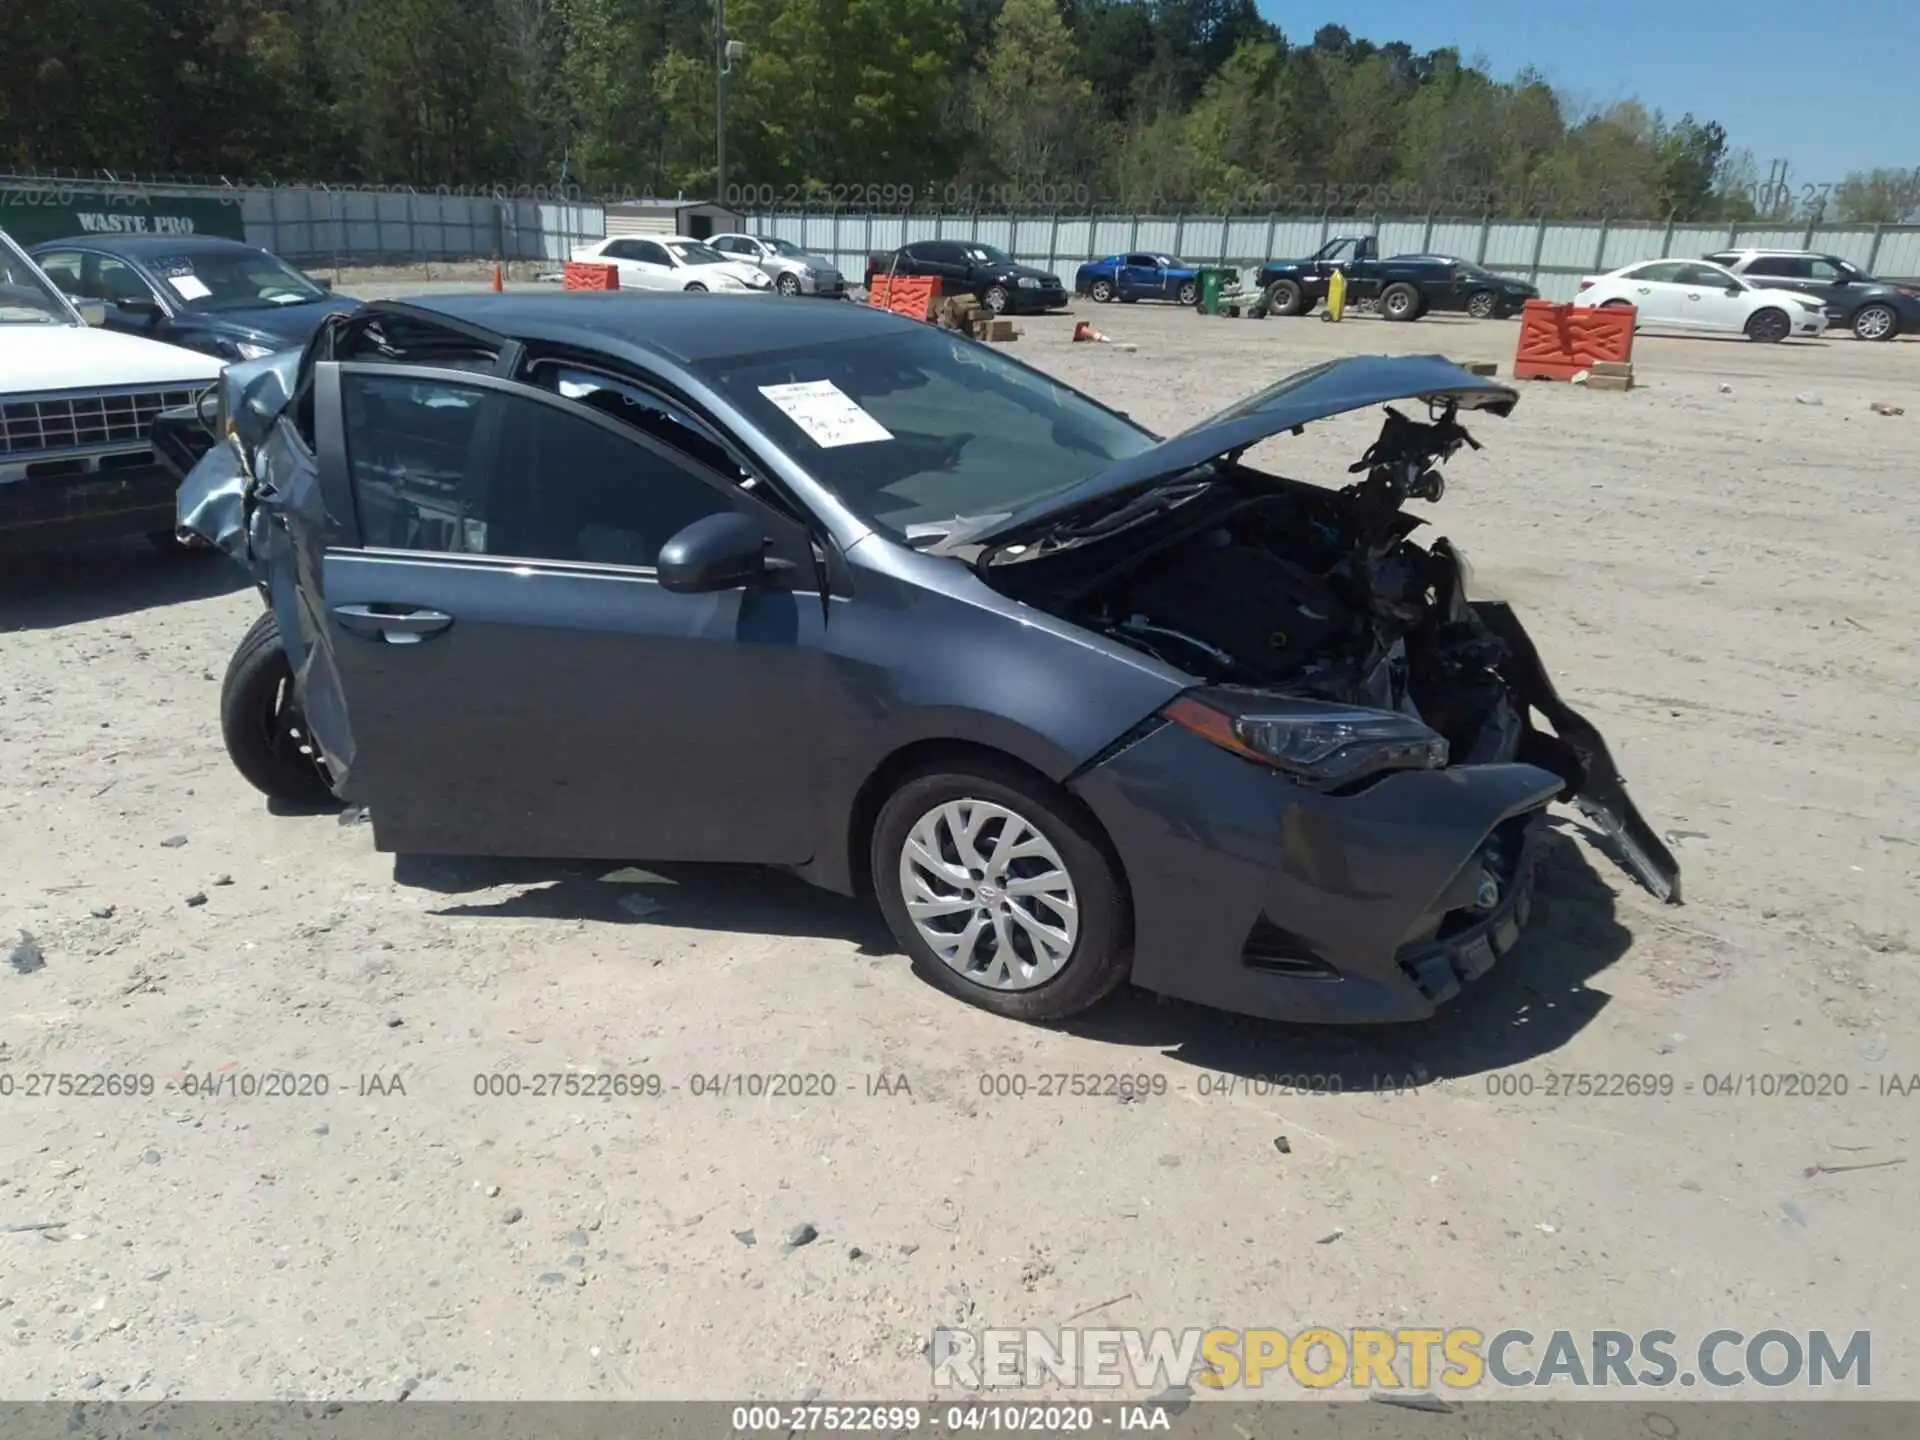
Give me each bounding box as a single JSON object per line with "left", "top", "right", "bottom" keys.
{"left": 389, "top": 828, "right": 1631, "bottom": 1089}
{"left": 0, "top": 543, "right": 247, "bottom": 631}
{"left": 394, "top": 854, "right": 898, "bottom": 954}
{"left": 1061, "top": 830, "right": 1632, "bottom": 1092}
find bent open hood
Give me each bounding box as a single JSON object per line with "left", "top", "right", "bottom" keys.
{"left": 968, "top": 354, "right": 1518, "bottom": 548}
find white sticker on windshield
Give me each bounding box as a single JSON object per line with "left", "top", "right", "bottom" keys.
{"left": 169, "top": 274, "right": 211, "bottom": 300}
{"left": 756, "top": 379, "right": 891, "bottom": 448}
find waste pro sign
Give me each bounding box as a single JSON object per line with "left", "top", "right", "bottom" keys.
{"left": 0, "top": 189, "right": 247, "bottom": 245}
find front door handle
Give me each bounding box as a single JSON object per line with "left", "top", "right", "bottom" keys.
{"left": 331, "top": 603, "right": 454, "bottom": 644}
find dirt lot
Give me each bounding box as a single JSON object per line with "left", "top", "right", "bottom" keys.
{"left": 3, "top": 298, "right": 1917, "bottom": 1406}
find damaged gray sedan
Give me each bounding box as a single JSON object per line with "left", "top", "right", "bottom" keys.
{"left": 156, "top": 294, "right": 1679, "bottom": 1026}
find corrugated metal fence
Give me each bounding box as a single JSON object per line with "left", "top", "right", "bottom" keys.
{"left": 745, "top": 212, "right": 1920, "bottom": 303}
{"left": 9, "top": 174, "right": 1918, "bottom": 295}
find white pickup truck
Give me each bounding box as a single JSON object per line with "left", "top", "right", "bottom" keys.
{"left": 1, "top": 226, "right": 223, "bottom": 553}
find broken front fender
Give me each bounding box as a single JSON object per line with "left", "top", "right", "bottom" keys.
{"left": 1475, "top": 599, "right": 1682, "bottom": 904}
{"left": 164, "top": 348, "right": 304, "bottom": 568}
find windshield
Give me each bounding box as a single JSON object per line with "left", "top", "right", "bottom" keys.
{"left": 667, "top": 240, "right": 728, "bottom": 266}
{"left": 967, "top": 244, "right": 1014, "bottom": 266}
{"left": 0, "top": 235, "right": 76, "bottom": 324}
{"left": 766, "top": 238, "right": 810, "bottom": 258}
{"left": 694, "top": 326, "right": 1156, "bottom": 536}
{"left": 147, "top": 248, "right": 327, "bottom": 311}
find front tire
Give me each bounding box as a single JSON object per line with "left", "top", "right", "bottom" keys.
{"left": 1381, "top": 282, "right": 1423, "bottom": 321}
{"left": 1088, "top": 278, "right": 1114, "bottom": 303}
{"left": 775, "top": 272, "right": 801, "bottom": 296}
{"left": 872, "top": 761, "right": 1131, "bottom": 1023}
{"left": 983, "top": 284, "right": 1010, "bottom": 314}
{"left": 1264, "top": 279, "right": 1306, "bottom": 316}
{"left": 1745, "top": 307, "right": 1791, "bottom": 343}
{"left": 1176, "top": 280, "right": 1199, "bottom": 306}
{"left": 1852, "top": 303, "right": 1897, "bottom": 341}
{"left": 220, "top": 611, "right": 337, "bottom": 805}
{"left": 1465, "top": 290, "right": 1498, "bottom": 319}
{"left": 684, "top": 281, "right": 708, "bottom": 293}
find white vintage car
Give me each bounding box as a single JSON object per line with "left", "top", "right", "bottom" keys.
{"left": 570, "top": 235, "right": 774, "bottom": 294}
{"left": 1, "top": 227, "right": 223, "bottom": 553}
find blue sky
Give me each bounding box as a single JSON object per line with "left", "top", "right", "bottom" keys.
{"left": 1261, "top": 0, "right": 1915, "bottom": 181}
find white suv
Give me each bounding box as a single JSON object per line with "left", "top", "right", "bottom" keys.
{"left": 2, "top": 228, "right": 223, "bottom": 553}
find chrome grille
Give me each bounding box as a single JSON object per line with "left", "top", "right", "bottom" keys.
{"left": 1, "top": 387, "right": 203, "bottom": 459}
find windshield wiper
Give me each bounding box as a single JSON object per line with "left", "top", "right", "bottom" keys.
{"left": 1041, "top": 474, "right": 1214, "bottom": 545}
{"left": 903, "top": 512, "right": 1016, "bottom": 552}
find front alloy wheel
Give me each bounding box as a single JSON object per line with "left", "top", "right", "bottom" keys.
{"left": 983, "top": 284, "right": 1010, "bottom": 314}
{"left": 900, "top": 799, "right": 1079, "bottom": 991}
{"left": 1745, "top": 307, "right": 1791, "bottom": 343}
{"left": 1176, "top": 280, "right": 1199, "bottom": 306}
{"left": 1466, "top": 290, "right": 1498, "bottom": 319}
{"left": 1852, "top": 303, "right": 1897, "bottom": 341}
{"left": 1089, "top": 278, "right": 1114, "bottom": 303}
{"left": 775, "top": 272, "right": 801, "bottom": 296}
{"left": 873, "top": 763, "right": 1131, "bottom": 1021}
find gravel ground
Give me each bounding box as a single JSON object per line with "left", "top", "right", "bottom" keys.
{"left": 2, "top": 298, "right": 1917, "bottom": 1405}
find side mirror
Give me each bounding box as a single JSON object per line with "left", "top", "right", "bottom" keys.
{"left": 313, "top": 276, "right": 334, "bottom": 292}
{"left": 1725, "top": 285, "right": 1742, "bottom": 297}
{"left": 657, "top": 511, "right": 774, "bottom": 593}
{"left": 72, "top": 298, "right": 107, "bottom": 326}
{"left": 1830, "top": 275, "right": 1850, "bottom": 287}
{"left": 116, "top": 296, "right": 160, "bottom": 321}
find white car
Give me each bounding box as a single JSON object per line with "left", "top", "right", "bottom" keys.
{"left": 1, "top": 227, "right": 223, "bottom": 554}
{"left": 570, "top": 236, "right": 773, "bottom": 294}
{"left": 1575, "top": 258, "right": 1828, "bottom": 342}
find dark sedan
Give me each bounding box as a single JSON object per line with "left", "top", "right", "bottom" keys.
{"left": 865, "top": 240, "right": 1068, "bottom": 314}
{"left": 30, "top": 234, "right": 359, "bottom": 362}
{"left": 164, "top": 295, "right": 1678, "bottom": 1027}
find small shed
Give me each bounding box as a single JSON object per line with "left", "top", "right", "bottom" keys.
{"left": 601, "top": 199, "right": 745, "bottom": 242}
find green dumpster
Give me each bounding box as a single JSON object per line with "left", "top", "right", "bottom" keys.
{"left": 1196, "top": 266, "right": 1229, "bottom": 314}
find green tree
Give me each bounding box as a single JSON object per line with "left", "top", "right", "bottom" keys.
{"left": 970, "top": 0, "right": 1096, "bottom": 192}
{"left": 1832, "top": 167, "right": 1920, "bottom": 224}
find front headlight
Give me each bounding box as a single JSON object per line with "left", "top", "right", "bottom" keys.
{"left": 744, "top": 271, "right": 771, "bottom": 287}
{"left": 234, "top": 341, "right": 275, "bottom": 360}
{"left": 1017, "top": 276, "right": 1040, "bottom": 289}
{"left": 1165, "top": 693, "right": 1448, "bottom": 787}
{"left": 1797, "top": 299, "right": 1824, "bottom": 314}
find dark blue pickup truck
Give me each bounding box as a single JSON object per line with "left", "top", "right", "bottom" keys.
{"left": 1256, "top": 235, "right": 1537, "bottom": 320}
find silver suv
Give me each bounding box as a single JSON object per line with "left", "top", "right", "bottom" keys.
{"left": 708, "top": 234, "right": 846, "bottom": 298}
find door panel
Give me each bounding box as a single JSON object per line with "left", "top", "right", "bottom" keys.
{"left": 320, "top": 551, "right": 826, "bottom": 861}
{"left": 315, "top": 362, "right": 830, "bottom": 864}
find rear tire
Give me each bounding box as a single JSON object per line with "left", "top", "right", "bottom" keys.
{"left": 1381, "top": 282, "right": 1423, "bottom": 321}
{"left": 1745, "top": 307, "right": 1791, "bottom": 343}
{"left": 220, "top": 611, "right": 337, "bottom": 805}
{"left": 871, "top": 760, "right": 1132, "bottom": 1023}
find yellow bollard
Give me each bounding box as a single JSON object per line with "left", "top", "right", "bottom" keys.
{"left": 1325, "top": 267, "right": 1348, "bottom": 322}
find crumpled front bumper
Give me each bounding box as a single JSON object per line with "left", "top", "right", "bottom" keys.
{"left": 1068, "top": 601, "right": 1679, "bottom": 1025}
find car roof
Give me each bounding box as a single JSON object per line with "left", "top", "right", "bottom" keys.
{"left": 30, "top": 233, "right": 262, "bottom": 257}
{"left": 383, "top": 290, "right": 923, "bottom": 365}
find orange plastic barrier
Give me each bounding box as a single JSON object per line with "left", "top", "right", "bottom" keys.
{"left": 1512, "top": 299, "right": 1636, "bottom": 381}
{"left": 563, "top": 262, "right": 621, "bottom": 291}
{"left": 866, "top": 274, "right": 941, "bottom": 320}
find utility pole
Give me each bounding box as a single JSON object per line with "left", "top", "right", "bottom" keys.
{"left": 715, "top": 0, "right": 727, "bottom": 204}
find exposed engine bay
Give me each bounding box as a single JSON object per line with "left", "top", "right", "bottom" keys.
{"left": 985, "top": 403, "right": 1534, "bottom": 772}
